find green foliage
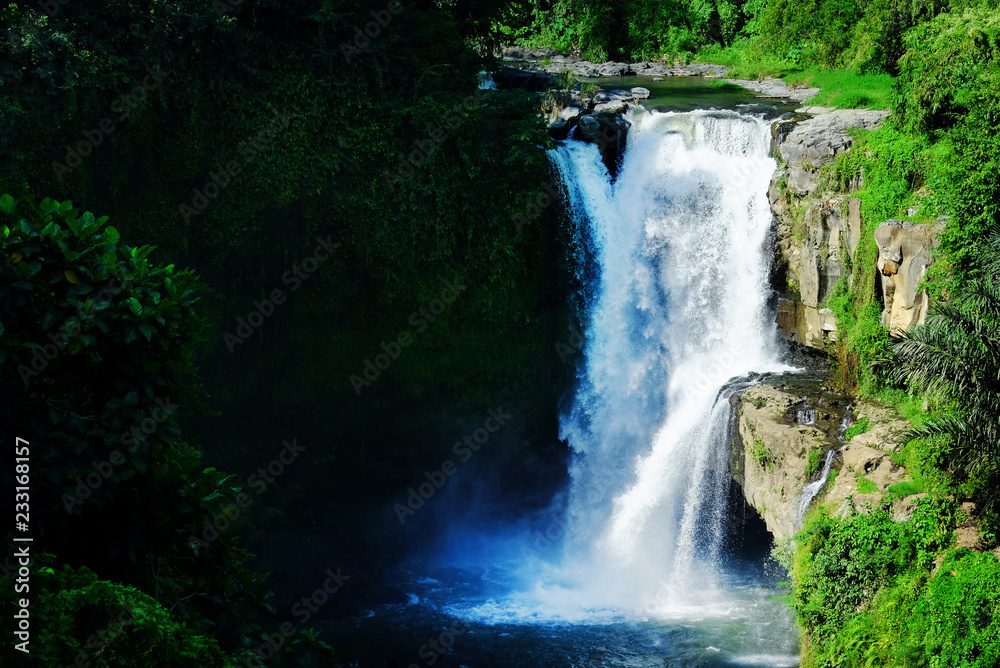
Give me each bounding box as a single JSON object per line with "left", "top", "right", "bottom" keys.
{"left": 855, "top": 474, "right": 878, "bottom": 493}
{"left": 793, "top": 497, "right": 956, "bottom": 641}
{"left": 894, "top": 7, "right": 1000, "bottom": 134}
{"left": 845, "top": 416, "right": 871, "bottom": 441}
{"left": 791, "top": 494, "right": 989, "bottom": 668}
{"left": 751, "top": 434, "right": 774, "bottom": 469}
{"left": 0, "top": 195, "right": 293, "bottom": 659}
{"left": 827, "top": 126, "right": 933, "bottom": 393}
{"left": 0, "top": 555, "right": 230, "bottom": 667}
{"left": 887, "top": 480, "right": 925, "bottom": 497}
{"left": 784, "top": 67, "right": 895, "bottom": 108}
{"left": 0, "top": 194, "right": 203, "bottom": 493}
{"left": 0, "top": 0, "right": 578, "bottom": 521}
{"left": 497, "top": 0, "right": 754, "bottom": 62}
{"left": 807, "top": 447, "right": 823, "bottom": 477}
{"left": 900, "top": 550, "right": 1000, "bottom": 667}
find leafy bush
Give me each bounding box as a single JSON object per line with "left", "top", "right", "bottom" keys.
{"left": 793, "top": 497, "right": 957, "bottom": 651}
{"left": 0, "top": 195, "right": 282, "bottom": 657}
{"left": 0, "top": 555, "right": 230, "bottom": 667}
{"left": 894, "top": 7, "right": 1000, "bottom": 134}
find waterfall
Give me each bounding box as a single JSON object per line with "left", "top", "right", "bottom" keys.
{"left": 541, "top": 108, "right": 791, "bottom": 618}
{"left": 797, "top": 404, "right": 853, "bottom": 524}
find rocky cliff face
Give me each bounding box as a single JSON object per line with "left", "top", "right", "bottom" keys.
{"left": 732, "top": 376, "right": 915, "bottom": 543}
{"left": 875, "top": 219, "right": 940, "bottom": 332}
{"left": 767, "top": 108, "right": 892, "bottom": 350}
{"left": 731, "top": 378, "right": 849, "bottom": 542}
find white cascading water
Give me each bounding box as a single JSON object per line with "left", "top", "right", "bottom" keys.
{"left": 532, "top": 107, "right": 791, "bottom": 619}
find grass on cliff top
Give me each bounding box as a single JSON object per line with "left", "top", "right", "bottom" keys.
{"left": 784, "top": 67, "right": 894, "bottom": 109}
{"left": 696, "top": 44, "right": 894, "bottom": 109}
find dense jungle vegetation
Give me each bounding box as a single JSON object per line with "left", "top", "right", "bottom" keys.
{"left": 1, "top": 0, "right": 999, "bottom": 665}
{"left": 0, "top": 1, "right": 575, "bottom": 665}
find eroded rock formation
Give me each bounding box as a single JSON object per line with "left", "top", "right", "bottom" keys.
{"left": 732, "top": 378, "right": 914, "bottom": 543}
{"left": 875, "top": 219, "right": 939, "bottom": 333}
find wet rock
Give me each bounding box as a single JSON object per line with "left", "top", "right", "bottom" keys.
{"left": 577, "top": 115, "right": 601, "bottom": 141}
{"left": 576, "top": 112, "right": 630, "bottom": 176}
{"left": 597, "top": 62, "right": 633, "bottom": 76}
{"left": 732, "top": 379, "right": 850, "bottom": 542}
{"left": 548, "top": 118, "right": 570, "bottom": 140}
{"left": 631, "top": 87, "right": 651, "bottom": 99}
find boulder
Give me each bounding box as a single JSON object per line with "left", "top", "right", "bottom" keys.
{"left": 559, "top": 106, "right": 582, "bottom": 121}
{"left": 575, "top": 112, "right": 629, "bottom": 176}
{"left": 597, "top": 62, "right": 633, "bottom": 76}
{"left": 577, "top": 115, "right": 601, "bottom": 142}
{"left": 631, "top": 87, "right": 651, "bottom": 99}
{"left": 593, "top": 100, "right": 628, "bottom": 114}
{"left": 733, "top": 380, "right": 851, "bottom": 542}
{"left": 734, "top": 385, "right": 912, "bottom": 543}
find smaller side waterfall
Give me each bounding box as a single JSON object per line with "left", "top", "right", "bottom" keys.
{"left": 796, "top": 404, "right": 855, "bottom": 525}
{"left": 797, "top": 449, "right": 837, "bottom": 524}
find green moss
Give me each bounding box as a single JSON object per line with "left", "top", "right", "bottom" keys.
{"left": 887, "top": 480, "right": 925, "bottom": 498}
{"left": 845, "top": 416, "right": 871, "bottom": 441}
{"left": 807, "top": 447, "right": 823, "bottom": 477}
{"left": 751, "top": 434, "right": 775, "bottom": 470}
{"left": 855, "top": 474, "right": 877, "bottom": 494}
